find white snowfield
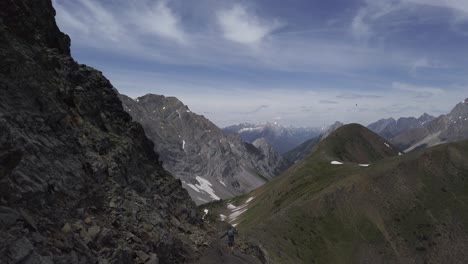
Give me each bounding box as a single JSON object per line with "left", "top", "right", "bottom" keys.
{"left": 182, "top": 140, "right": 186, "bottom": 150}
{"left": 331, "top": 161, "right": 343, "bottom": 165}
{"left": 384, "top": 142, "right": 391, "bottom": 148}
{"left": 359, "top": 164, "right": 370, "bottom": 167}
{"left": 186, "top": 176, "right": 220, "bottom": 200}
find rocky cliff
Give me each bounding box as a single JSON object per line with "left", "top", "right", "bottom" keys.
{"left": 390, "top": 98, "right": 468, "bottom": 151}
{"left": 119, "top": 94, "right": 288, "bottom": 204}
{"left": 0, "top": 1, "right": 206, "bottom": 263}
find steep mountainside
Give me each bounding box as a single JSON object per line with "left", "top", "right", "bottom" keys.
{"left": 206, "top": 125, "right": 468, "bottom": 263}
{"left": 120, "top": 94, "right": 287, "bottom": 204}
{"left": 283, "top": 121, "right": 343, "bottom": 164}
{"left": 390, "top": 98, "right": 468, "bottom": 151}
{"left": 223, "top": 123, "right": 321, "bottom": 154}
{"left": 0, "top": 1, "right": 207, "bottom": 263}
{"left": 368, "top": 113, "right": 435, "bottom": 139}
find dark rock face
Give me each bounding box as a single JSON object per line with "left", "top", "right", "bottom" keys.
{"left": 119, "top": 94, "right": 287, "bottom": 204}
{"left": 223, "top": 123, "right": 321, "bottom": 154}
{"left": 0, "top": 1, "right": 205, "bottom": 263}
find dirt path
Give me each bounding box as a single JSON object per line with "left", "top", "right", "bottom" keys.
{"left": 191, "top": 238, "right": 260, "bottom": 264}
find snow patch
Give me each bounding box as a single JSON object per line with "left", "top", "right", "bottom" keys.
{"left": 227, "top": 204, "right": 237, "bottom": 210}
{"left": 229, "top": 208, "right": 248, "bottom": 221}
{"left": 239, "top": 127, "right": 263, "bottom": 133}
{"left": 194, "top": 176, "right": 220, "bottom": 200}
{"left": 384, "top": 142, "right": 391, "bottom": 148}
{"left": 202, "top": 209, "right": 209, "bottom": 220}
{"left": 163, "top": 106, "right": 166, "bottom": 110}
{"left": 398, "top": 152, "right": 403, "bottom": 156}
{"left": 359, "top": 164, "right": 370, "bottom": 167}
{"left": 220, "top": 214, "right": 227, "bottom": 221}
{"left": 331, "top": 161, "right": 343, "bottom": 165}
{"left": 220, "top": 181, "right": 226, "bottom": 187}
{"left": 182, "top": 140, "right": 186, "bottom": 150}
{"left": 245, "top": 197, "right": 255, "bottom": 203}
{"left": 187, "top": 183, "right": 200, "bottom": 193}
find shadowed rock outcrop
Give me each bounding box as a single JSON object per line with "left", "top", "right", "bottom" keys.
{"left": 0, "top": 1, "right": 207, "bottom": 263}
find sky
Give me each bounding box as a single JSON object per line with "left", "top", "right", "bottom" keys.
{"left": 53, "top": 0, "right": 468, "bottom": 127}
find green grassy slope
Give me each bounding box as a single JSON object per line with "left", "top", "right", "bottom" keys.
{"left": 230, "top": 124, "right": 468, "bottom": 263}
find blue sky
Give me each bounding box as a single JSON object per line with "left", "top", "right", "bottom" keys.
{"left": 53, "top": 0, "right": 468, "bottom": 127}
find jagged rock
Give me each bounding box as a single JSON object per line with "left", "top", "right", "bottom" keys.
{"left": 87, "top": 225, "right": 101, "bottom": 239}
{"left": 120, "top": 94, "right": 288, "bottom": 204}
{"left": 0, "top": 0, "right": 204, "bottom": 263}
{"left": 0, "top": 206, "right": 19, "bottom": 227}
{"left": 145, "top": 254, "right": 159, "bottom": 264}
{"left": 8, "top": 237, "right": 34, "bottom": 263}
{"left": 136, "top": 250, "right": 150, "bottom": 262}
{"left": 61, "top": 223, "right": 72, "bottom": 233}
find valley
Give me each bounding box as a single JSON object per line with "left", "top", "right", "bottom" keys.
{"left": 1, "top": 0, "right": 467, "bottom": 264}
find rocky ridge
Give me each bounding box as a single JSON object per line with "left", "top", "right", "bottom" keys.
{"left": 0, "top": 1, "right": 209, "bottom": 263}
{"left": 390, "top": 98, "right": 468, "bottom": 151}
{"left": 283, "top": 121, "right": 344, "bottom": 164}
{"left": 367, "top": 113, "right": 435, "bottom": 139}
{"left": 119, "top": 94, "right": 288, "bottom": 204}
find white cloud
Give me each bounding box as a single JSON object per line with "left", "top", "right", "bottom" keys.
{"left": 351, "top": 9, "right": 372, "bottom": 38}
{"left": 217, "top": 4, "right": 281, "bottom": 45}
{"left": 54, "top": 0, "right": 186, "bottom": 44}
{"left": 402, "top": 0, "right": 468, "bottom": 15}
{"left": 351, "top": 0, "right": 468, "bottom": 39}
{"left": 129, "top": 0, "right": 187, "bottom": 44}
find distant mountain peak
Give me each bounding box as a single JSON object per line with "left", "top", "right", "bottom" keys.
{"left": 223, "top": 122, "right": 322, "bottom": 154}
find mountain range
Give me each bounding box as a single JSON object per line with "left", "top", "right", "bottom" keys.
{"left": 3, "top": 1, "right": 468, "bottom": 263}
{"left": 367, "top": 113, "right": 435, "bottom": 139}
{"left": 119, "top": 94, "right": 287, "bottom": 204}
{"left": 283, "top": 121, "right": 344, "bottom": 164}
{"left": 223, "top": 123, "right": 322, "bottom": 154}
{"left": 204, "top": 123, "right": 468, "bottom": 263}
{"left": 390, "top": 99, "right": 468, "bottom": 151}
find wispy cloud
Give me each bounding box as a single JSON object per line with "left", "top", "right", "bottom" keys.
{"left": 336, "top": 93, "right": 382, "bottom": 99}
{"left": 319, "top": 100, "right": 339, "bottom": 104}
{"left": 129, "top": 0, "right": 187, "bottom": 43}
{"left": 216, "top": 4, "right": 281, "bottom": 45}
{"left": 392, "top": 82, "right": 445, "bottom": 99}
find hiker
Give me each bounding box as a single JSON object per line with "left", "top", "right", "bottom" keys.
{"left": 220, "top": 226, "right": 238, "bottom": 254}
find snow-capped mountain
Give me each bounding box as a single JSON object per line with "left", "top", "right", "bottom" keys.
{"left": 119, "top": 94, "right": 288, "bottom": 204}
{"left": 223, "top": 122, "right": 322, "bottom": 154}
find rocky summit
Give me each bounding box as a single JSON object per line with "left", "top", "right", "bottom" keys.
{"left": 390, "top": 98, "right": 468, "bottom": 151}
{"left": 0, "top": 1, "right": 209, "bottom": 263}
{"left": 119, "top": 94, "right": 288, "bottom": 204}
